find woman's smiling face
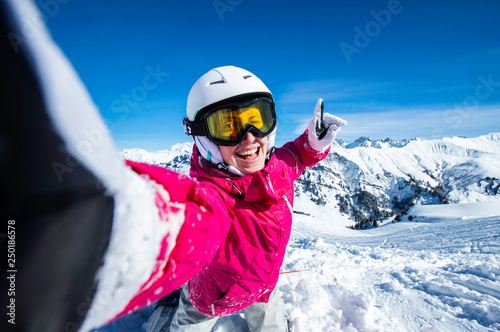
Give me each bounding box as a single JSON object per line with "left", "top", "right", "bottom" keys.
{"left": 219, "top": 132, "right": 268, "bottom": 175}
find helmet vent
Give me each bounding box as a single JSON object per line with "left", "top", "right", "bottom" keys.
{"left": 209, "top": 80, "right": 225, "bottom": 85}
{"left": 243, "top": 75, "right": 252, "bottom": 79}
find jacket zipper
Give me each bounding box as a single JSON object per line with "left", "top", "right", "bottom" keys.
{"left": 265, "top": 172, "right": 292, "bottom": 298}
{"left": 282, "top": 194, "right": 293, "bottom": 214}
{"left": 231, "top": 183, "right": 242, "bottom": 195}
{"left": 266, "top": 173, "right": 293, "bottom": 215}
{"left": 265, "top": 173, "right": 275, "bottom": 194}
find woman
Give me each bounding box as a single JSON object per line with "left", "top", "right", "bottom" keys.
{"left": 148, "top": 66, "right": 347, "bottom": 331}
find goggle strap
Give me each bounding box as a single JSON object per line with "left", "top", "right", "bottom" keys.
{"left": 183, "top": 117, "right": 206, "bottom": 136}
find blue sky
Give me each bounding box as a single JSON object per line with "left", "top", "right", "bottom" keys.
{"left": 42, "top": 0, "right": 500, "bottom": 151}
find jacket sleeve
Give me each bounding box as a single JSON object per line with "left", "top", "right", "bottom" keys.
{"left": 280, "top": 130, "right": 330, "bottom": 180}
{"left": 112, "top": 161, "right": 223, "bottom": 321}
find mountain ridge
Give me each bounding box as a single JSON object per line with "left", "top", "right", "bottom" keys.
{"left": 122, "top": 133, "right": 500, "bottom": 228}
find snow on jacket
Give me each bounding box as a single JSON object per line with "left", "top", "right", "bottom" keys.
{"left": 187, "top": 131, "right": 329, "bottom": 316}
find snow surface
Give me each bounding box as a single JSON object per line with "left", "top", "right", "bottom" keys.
{"left": 92, "top": 202, "right": 500, "bottom": 332}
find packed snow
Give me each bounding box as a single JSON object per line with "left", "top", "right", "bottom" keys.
{"left": 282, "top": 203, "right": 500, "bottom": 332}
{"left": 92, "top": 201, "right": 500, "bottom": 332}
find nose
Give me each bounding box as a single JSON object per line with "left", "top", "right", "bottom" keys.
{"left": 241, "top": 131, "right": 256, "bottom": 143}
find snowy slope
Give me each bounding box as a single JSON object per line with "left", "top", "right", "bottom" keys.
{"left": 100, "top": 134, "right": 500, "bottom": 332}
{"left": 283, "top": 202, "right": 500, "bottom": 332}
{"left": 93, "top": 203, "right": 500, "bottom": 332}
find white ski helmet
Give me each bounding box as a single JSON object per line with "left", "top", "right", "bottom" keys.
{"left": 185, "top": 66, "right": 277, "bottom": 170}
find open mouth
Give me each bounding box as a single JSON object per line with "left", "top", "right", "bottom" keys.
{"left": 236, "top": 147, "right": 259, "bottom": 160}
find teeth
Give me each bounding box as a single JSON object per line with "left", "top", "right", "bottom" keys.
{"left": 237, "top": 148, "right": 258, "bottom": 157}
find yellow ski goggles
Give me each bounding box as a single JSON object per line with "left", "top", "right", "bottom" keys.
{"left": 184, "top": 97, "right": 276, "bottom": 145}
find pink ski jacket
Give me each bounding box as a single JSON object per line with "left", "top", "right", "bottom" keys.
{"left": 187, "top": 132, "right": 329, "bottom": 316}
{"left": 117, "top": 131, "right": 328, "bottom": 320}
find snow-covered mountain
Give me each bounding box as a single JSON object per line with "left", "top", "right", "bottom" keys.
{"left": 121, "top": 143, "right": 193, "bottom": 166}
{"left": 122, "top": 133, "right": 500, "bottom": 229}
{"left": 344, "top": 136, "right": 412, "bottom": 149}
